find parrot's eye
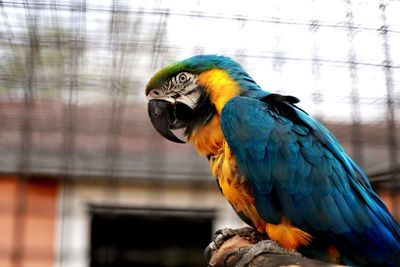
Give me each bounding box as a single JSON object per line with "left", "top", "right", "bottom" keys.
{"left": 178, "top": 73, "right": 188, "bottom": 83}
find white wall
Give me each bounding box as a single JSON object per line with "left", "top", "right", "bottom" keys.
{"left": 54, "top": 180, "right": 245, "bottom": 267}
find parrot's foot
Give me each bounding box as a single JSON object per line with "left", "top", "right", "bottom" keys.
{"left": 232, "top": 240, "right": 301, "bottom": 267}
{"left": 204, "top": 227, "right": 265, "bottom": 264}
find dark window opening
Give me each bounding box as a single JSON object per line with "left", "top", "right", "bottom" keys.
{"left": 89, "top": 206, "right": 214, "bottom": 267}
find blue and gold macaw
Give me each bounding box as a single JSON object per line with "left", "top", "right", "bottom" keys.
{"left": 145, "top": 55, "right": 400, "bottom": 266}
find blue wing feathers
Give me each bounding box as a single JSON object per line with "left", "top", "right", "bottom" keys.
{"left": 220, "top": 96, "right": 400, "bottom": 266}
{"left": 275, "top": 185, "right": 303, "bottom": 225}
{"left": 296, "top": 156, "right": 312, "bottom": 194}
{"left": 254, "top": 192, "right": 281, "bottom": 224}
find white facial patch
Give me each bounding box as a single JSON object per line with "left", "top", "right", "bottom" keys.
{"left": 176, "top": 84, "right": 202, "bottom": 109}
{"left": 148, "top": 72, "right": 202, "bottom": 109}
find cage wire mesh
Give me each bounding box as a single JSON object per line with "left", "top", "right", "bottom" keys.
{"left": 0, "top": 0, "right": 399, "bottom": 266}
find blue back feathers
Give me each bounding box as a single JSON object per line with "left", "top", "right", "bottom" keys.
{"left": 220, "top": 95, "right": 400, "bottom": 266}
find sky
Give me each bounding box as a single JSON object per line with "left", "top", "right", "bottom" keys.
{"left": 0, "top": 0, "right": 399, "bottom": 122}
{"left": 110, "top": 0, "right": 400, "bottom": 122}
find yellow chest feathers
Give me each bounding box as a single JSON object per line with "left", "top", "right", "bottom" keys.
{"left": 188, "top": 112, "right": 264, "bottom": 231}
{"left": 209, "top": 141, "right": 266, "bottom": 232}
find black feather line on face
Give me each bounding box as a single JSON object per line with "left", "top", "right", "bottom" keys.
{"left": 173, "top": 86, "right": 215, "bottom": 136}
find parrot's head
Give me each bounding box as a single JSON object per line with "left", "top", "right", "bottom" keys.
{"left": 145, "top": 55, "right": 265, "bottom": 143}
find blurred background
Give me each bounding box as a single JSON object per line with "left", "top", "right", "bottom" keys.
{"left": 0, "top": 0, "right": 399, "bottom": 267}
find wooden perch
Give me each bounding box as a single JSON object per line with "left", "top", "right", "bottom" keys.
{"left": 207, "top": 234, "right": 344, "bottom": 267}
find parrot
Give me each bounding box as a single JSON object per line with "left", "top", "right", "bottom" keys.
{"left": 145, "top": 55, "right": 400, "bottom": 266}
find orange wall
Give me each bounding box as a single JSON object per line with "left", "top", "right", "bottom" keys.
{"left": 0, "top": 176, "right": 58, "bottom": 267}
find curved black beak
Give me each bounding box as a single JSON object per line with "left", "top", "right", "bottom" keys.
{"left": 148, "top": 99, "right": 186, "bottom": 143}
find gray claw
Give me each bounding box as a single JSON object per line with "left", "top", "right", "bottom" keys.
{"left": 204, "top": 228, "right": 233, "bottom": 263}
{"left": 234, "top": 240, "right": 301, "bottom": 267}
{"left": 224, "top": 246, "right": 251, "bottom": 267}
{"left": 204, "top": 227, "right": 267, "bottom": 264}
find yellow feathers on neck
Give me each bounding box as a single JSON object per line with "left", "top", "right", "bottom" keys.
{"left": 188, "top": 68, "right": 240, "bottom": 156}
{"left": 197, "top": 69, "right": 240, "bottom": 114}
{"left": 189, "top": 116, "right": 223, "bottom": 156}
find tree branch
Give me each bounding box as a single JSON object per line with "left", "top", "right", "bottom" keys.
{"left": 207, "top": 234, "right": 344, "bottom": 267}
